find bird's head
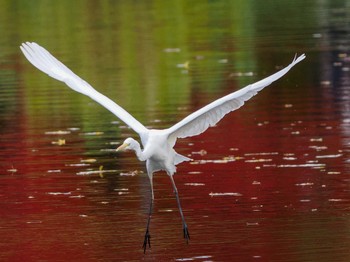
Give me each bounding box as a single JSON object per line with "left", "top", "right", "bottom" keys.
{"left": 116, "top": 137, "right": 139, "bottom": 152}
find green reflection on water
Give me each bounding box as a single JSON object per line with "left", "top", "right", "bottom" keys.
{"left": 1, "top": 0, "right": 320, "bottom": 131}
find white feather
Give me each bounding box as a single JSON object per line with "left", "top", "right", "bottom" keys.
{"left": 165, "top": 54, "right": 305, "bottom": 146}
{"left": 20, "top": 42, "right": 148, "bottom": 136}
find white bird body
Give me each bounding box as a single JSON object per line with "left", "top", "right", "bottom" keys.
{"left": 126, "top": 129, "right": 191, "bottom": 180}
{"left": 20, "top": 42, "right": 305, "bottom": 252}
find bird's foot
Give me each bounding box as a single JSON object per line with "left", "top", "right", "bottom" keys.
{"left": 142, "top": 230, "right": 151, "bottom": 253}
{"left": 183, "top": 225, "right": 190, "bottom": 244}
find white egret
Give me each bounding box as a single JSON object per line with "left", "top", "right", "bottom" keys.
{"left": 20, "top": 42, "right": 305, "bottom": 252}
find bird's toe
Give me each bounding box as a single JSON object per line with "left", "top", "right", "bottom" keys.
{"left": 142, "top": 230, "right": 151, "bottom": 253}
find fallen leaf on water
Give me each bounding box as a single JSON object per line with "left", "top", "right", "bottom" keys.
{"left": 51, "top": 139, "right": 66, "bottom": 146}
{"left": 81, "top": 132, "right": 104, "bottom": 136}
{"left": 120, "top": 170, "right": 143, "bottom": 176}
{"left": 177, "top": 61, "right": 190, "bottom": 69}
{"left": 45, "top": 130, "right": 71, "bottom": 135}
{"left": 99, "top": 166, "right": 104, "bottom": 178}
{"left": 209, "top": 192, "right": 242, "bottom": 197}
{"left": 7, "top": 167, "right": 17, "bottom": 173}
{"left": 164, "top": 47, "right": 181, "bottom": 53}
{"left": 76, "top": 169, "right": 118, "bottom": 176}
{"left": 184, "top": 183, "right": 205, "bottom": 186}
{"left": 81, "top": 159, "right": 97, "bottom": 163}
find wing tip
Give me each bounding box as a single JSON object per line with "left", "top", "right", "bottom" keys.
{"left": 20, "top": 41, "right": 34, "bottom": 49}
{"left": 293, "top": 53, "right": 306, "bottom": 64}
{"left": 20, "top": 42, "right": 38, "bottom": 58}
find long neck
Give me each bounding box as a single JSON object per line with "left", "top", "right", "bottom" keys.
{"left": 132, "top": 142, "right": 145, "bottom": 161}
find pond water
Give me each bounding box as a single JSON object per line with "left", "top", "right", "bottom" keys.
{"left": 1, "top": 0, "right": 350, "bottom": 261}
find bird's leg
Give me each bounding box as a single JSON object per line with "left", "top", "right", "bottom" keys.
{"left": 143, "top": 175, "right": 154, "bottom": 253}
{"left": 169, "top": 175, "right": 190, "bottom": 243}
{"left": 143, "top": 199, "right": 152, "bottom": 253}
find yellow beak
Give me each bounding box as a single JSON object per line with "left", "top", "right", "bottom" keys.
{"left": 116, "top": 143, "right": 129, "bottom": 152}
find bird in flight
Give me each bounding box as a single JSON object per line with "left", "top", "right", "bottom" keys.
{"left": 20, "top": 42, "right": 305, "bottom": 253}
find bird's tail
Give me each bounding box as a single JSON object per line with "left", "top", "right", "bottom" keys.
{"left": 174, "top": 153, "right": 192, "bottom": 165}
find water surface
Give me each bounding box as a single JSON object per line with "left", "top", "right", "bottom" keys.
{"left": 0, "top": 1, "right": 350, "bottom": 261}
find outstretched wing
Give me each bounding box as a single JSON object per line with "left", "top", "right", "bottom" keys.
{"left": 20, "top": 42, "right": 148, "bottom": 136}
{"left": 165, "top": 54, "right": 305, "bottom": 146}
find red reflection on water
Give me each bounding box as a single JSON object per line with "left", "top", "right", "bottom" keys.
{"left": 2, "top": 44, "right": 350, "bottom": 262}
{"left": 2, "top": 76, "right": 350, "bottom": 262}
{"left": 2, "top": 79, "right": 350, "bottom": 261}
